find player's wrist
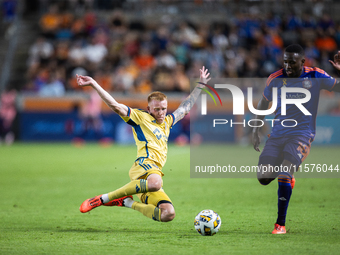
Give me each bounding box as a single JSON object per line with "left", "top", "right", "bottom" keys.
{"left": 197, "top": 82, "right": 205, "bottom": 88}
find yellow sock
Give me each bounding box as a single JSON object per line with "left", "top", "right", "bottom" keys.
{"left": 132, "top": 202, "right": 161, "bottom": 221}
{"left": 108, "top": 179, "right": 148, "bottom": 201}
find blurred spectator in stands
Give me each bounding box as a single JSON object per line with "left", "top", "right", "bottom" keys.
{"left": 75, "top": 89, "right": 104, "bottom": 142}
{"left": 55, "top": 40, "right": 69, "bottom": 66}
{"left": 153, "top": 26, "right": 170, "bottom": 54}
{"left": 315, "top": 30, "right": 337, "bottom": 53}
{"left": 93, "top": 69, "right": 112, "bottom": 91}
{"left": 26, "top": 65, "right": 49, "bottom": 92}
{"left": 318, "top": 13, "right": 335, "bottom": 31}
{"left": 83, "top": 36, "right": 108, "bottom": 71}
{"left": 109, "top": 10, "right": 127, "bottom": 39}
{"left": 68, "top": 0, "right": 95, "bottom": 13}
{"left": 0, "top": 90, "right": 16, "bottom": 145}
{"left": 113, "top": 65, "right": 135, "bottom": 93}
{"left": 39, "top": 71, "right": 65, "bottom": 97}
{"left": 84, "top": 10, "right": 97, "bottom": 35}
{"left": 175, "top": 21, "right": 201, "bottom": 47}
{"left": 304, "top": 41, "right": 320, "bottom": 66}
{"left": 2, "top": 0, "right": 16, "bottom": 24}
{"left": 39, "top": 4, "right": 61, "bottom": 39}
{"left": 173, "top": 63, "right": 190, "bottom": 92}
{"left": 205, "top": 44, "right": 225, "bottom": 77}
{"left": 211, "top": 28, "right": 229, "bottom": 52}
{"left": 93, "top": 26, "right": 110, "bottom": 46}
{"left": 123, "top": 31, "right": 140, "bottom": 58}
{"left": 156, "top": 50, "right": 176, "bottom": 70}
{"left": 135, "top": 69, "right": 152, "bottom": 94}
{"left": 170, "top": 36, "right": 189, "bottom": 66}
{"left": 55, "top": 10, "right": 74, "bottom": 40}
{"left": 286, "top": 13, "right": 301, "bottom": 31}
{"left": 71, "top": 16, "right": 87, "bottom": 40}
{"left": 301, "top": 13, "right": 317, "bottom": 30}
{"left": 68, "top": 40, "right": 86, "bottom": 67}
{"left": 27, "top": 36, "right": 54, "bottom": 68}
{"left": 133, "top": 47, "right": 155, "bottom": 70}
{"left": 153, "top": 66, "right": 175, "bottom": 91}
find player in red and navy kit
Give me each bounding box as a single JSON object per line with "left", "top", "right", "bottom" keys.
{"left": 252, "top": 44, "right": 340, "bottom": 234}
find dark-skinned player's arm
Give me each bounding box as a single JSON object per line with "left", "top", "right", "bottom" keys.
{"left": 329, "top": 50, "right": 340, "bottom": 93}
{"left": 252, "top": 96, "right": 270, "bottom": 152}
{"left": 76, "top": 74, "right": 129, "bottom": 117}
{"left": 172, "top": 66, "right": 210, "bottom": 125}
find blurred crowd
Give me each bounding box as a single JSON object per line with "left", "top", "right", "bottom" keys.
{"left": 23, "top": 1, "right": 340, "bottom": 97}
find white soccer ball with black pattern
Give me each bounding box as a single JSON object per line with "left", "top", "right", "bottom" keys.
{"left": 194, "top": 209, "right": 221, "bottom": 236}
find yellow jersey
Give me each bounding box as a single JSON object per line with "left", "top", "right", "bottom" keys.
{"left": 121, "top": 107, "right": 175, "bottom": 167}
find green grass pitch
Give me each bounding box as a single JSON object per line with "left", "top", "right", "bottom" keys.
{"left": 0, "top": 143, "right": 339, "bottom": 254}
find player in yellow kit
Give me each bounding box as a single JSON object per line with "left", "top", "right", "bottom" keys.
{"left": 77, "top": 66, "right": 210, "bottom": 222}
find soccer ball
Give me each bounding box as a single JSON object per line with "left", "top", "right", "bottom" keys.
{"left": 194, "top": 209, "right": 221, "bottom": 236}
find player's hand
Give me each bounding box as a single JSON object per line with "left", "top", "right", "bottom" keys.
{"left": 199, "top": 66, "right": 211, "bottom": 85}
{"left": 252, "top": 130, "right": 261, "bottom": 152}
{"left": 329, "top": 50, "right": 340, "bottom": 70}
{"left": 76, "top": 74, "right": 95, "bottom": 87}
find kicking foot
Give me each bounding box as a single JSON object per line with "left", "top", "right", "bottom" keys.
{"left": 272, "top": 223, "right": 286, "bottom": 234}
{"left": 103, "top": 196, "right": 133, "bottom": 207}
{"left": 291, "top": 176, "right": 295, "bottom": 189}
{"left": 79, "top": 195, "right": 103, "bottom": 213}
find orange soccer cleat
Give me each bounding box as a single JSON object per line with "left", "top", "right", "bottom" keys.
{"left": 291, "top": 176, "right": 296, "bottom": 189}
{"left": 79, "top": 195, "right": 103, "bottom": 213}
{"left": 103, "top": 196, "right": 133, "bottom": 207}
{"left": 272, "top": 223, "right": 286, "bottom": 234}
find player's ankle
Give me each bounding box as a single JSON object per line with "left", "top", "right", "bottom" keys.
{"left": 101, "top": 194, "right": 110, "bottom": 203}
{"left": 123, "top": 197, "right": 134, "bottom": 208}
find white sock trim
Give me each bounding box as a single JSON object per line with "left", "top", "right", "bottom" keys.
{"left": 123, "top": 197, "right": 134, "bottom": 208}
{"left": 101, "top": 194, "right": 110, "bottom": 203}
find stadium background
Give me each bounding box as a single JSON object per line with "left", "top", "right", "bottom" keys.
{"left": 1, "top": 0, "right": 340, "bottom": 145}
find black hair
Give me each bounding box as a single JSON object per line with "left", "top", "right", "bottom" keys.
{"left": 284, "top": 44, "right": 304, "bottom": 56}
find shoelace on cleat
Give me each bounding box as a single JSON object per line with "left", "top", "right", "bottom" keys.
{"left": 89, "top": 198, "right": 101, "bottom": 206}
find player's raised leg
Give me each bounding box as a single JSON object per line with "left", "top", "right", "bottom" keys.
{"left": 125, "top": 174, "right": 175, "bottom": 222}
{"left": 127, "top": 199, "right": 175, "bottom": 222}
{"left": 79, "top": 176, "right": 158, "bottom": 213}
{"left": 79, "top": 173, "right": 175, "bottom": 221}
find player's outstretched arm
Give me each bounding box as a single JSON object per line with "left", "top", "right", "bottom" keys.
{"left": 252, "top": 96, "right": 270, "bottom": 152}
{"left": 76, "top": 74, "right": 129, "bottom": 117}
{"left": 172, "top": 66, "right": 211, "bottom": 125}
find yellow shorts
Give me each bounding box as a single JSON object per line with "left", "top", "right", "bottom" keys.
{"left": 129, "top": 158, "right": 172, "bottom": 206}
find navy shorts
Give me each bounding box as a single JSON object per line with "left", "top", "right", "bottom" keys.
{"left": 259, "top": 135, "right": 312, "bottom": 170}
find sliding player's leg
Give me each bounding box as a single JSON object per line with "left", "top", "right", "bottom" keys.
{"left": 80, "top": 159, "right": 174, "bottom": 221}
{"left": 79, "top": 160, "right": 164, "bottom": 213}
{"left": 129, "top": 180, "right": 175, "bottom": 222}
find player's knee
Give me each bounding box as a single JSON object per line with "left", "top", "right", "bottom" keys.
{"left": 159, "top": 203, "right": 175, "bottom": 222}
{"left": 161, "top": 209, "right": 176, "bottom": 222}
{"left": 147, "top": 174, "right": 162, "bottom": 191}
{"left": 147, "top": 181, "right": 162, "bottom": 192}
{"left": 258, "top": 177, "right": 274, "bottom": 185}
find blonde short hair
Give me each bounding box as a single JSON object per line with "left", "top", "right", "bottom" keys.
{"left": 147, "top": 91, "right": 167, "bottom": 103}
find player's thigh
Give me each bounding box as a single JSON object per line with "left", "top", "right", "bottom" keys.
{"left": 129, "top": 159, "right": 164, "bottom": 181}
{"left": 259, "top": 137, "right": 284, "bottom": 168}
{"left": 283, "top": 136, "right": 311, "bottom": 169}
